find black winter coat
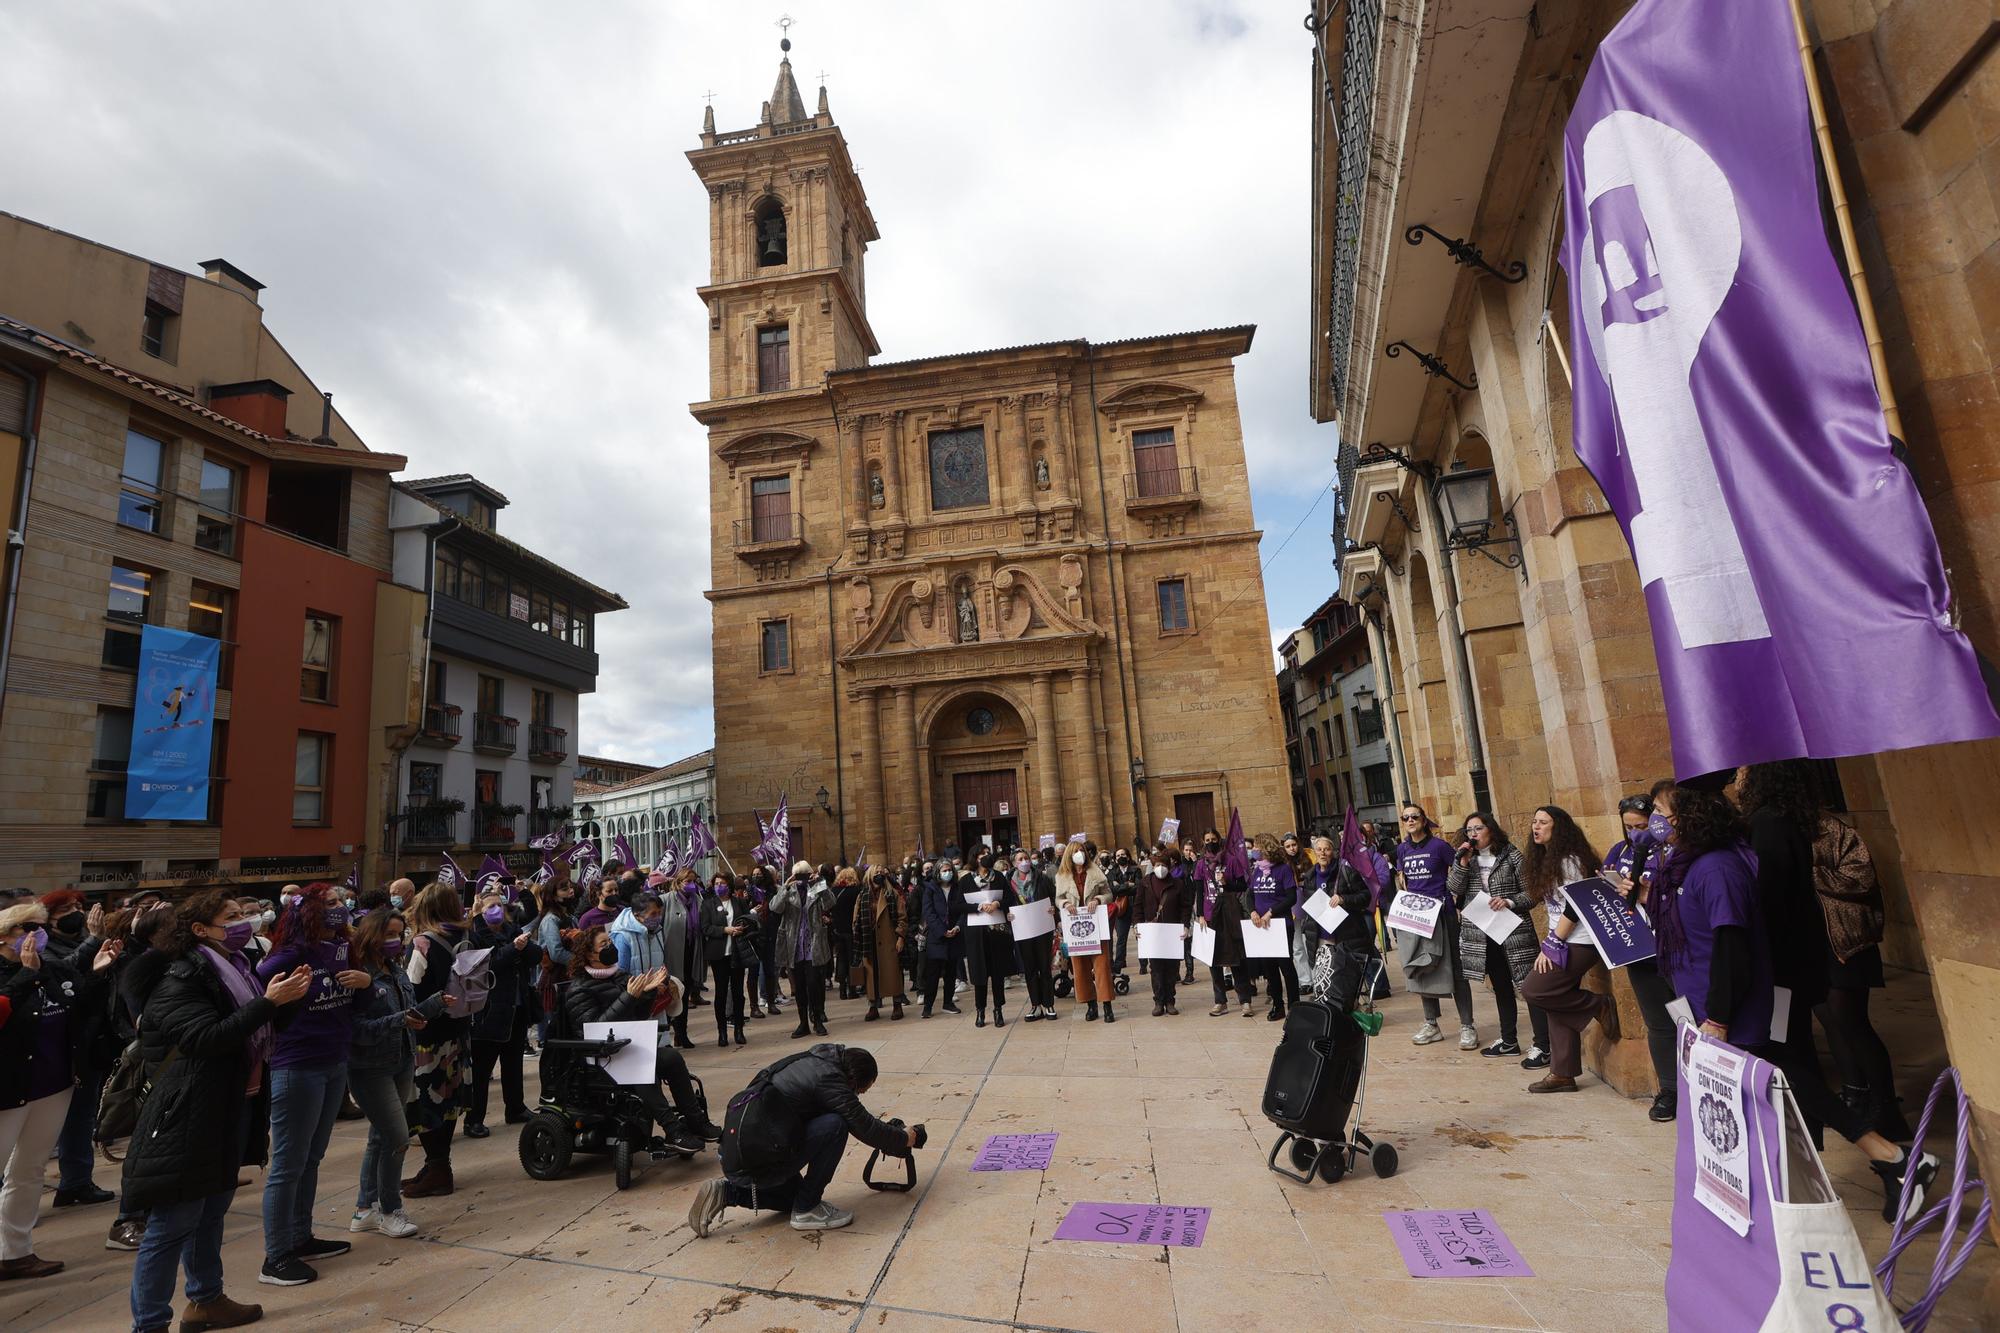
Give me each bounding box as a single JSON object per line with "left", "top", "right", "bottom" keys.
{"left": 767, "top": 1043, "right": 909, "bottom": 1157}
{"left": 122, "top": 953, "right": 288, "bottom": 1211}
{"left": 919, "top": 880, "right": 962, "bottom": 963}
{"left": 702, "top": 895, "right": 761, "bottom": 964}
{"left": 951, "top": 876, "right": 1019, "bottom": 977}
{"left": 0, "top": 954, "right": 100, "bottom": 1110}
{"left": 467, "top": 917, "right": 543, "bottom": 1043}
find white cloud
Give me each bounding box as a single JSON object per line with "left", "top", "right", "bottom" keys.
{"left": 1, "top": 0, "right": 1338, "bottom": 764}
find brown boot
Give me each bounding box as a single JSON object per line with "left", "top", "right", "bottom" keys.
{"left": 1527, "top": 1074, "right": 1579, "bottom": 1094}
{"left": 181, "top": 1293, "right": 264, "bottom": 1331}
{"left": 402, "top": 1164, "right": 454, "bottom": 1198}
{"left": 1596, "top": 991, "right": 1622, "bottom": 1041}
{"left": 0, "top": 1254, "right": 63, "bottom": 1280}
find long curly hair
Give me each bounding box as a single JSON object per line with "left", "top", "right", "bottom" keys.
{"left": 1670, "top": 784, "right": 1747, "bottom": 859}
{"left": 1520, "top": 806, "right": 1600, "bottom": 903}
{"left": 569, "top": 925, "right": 613, "bottom": 980}
{"left": 269, "top": 881, "right": 347, "bottom": 949}
{"left": 1735, "top": 760, "right": 1822, "bottom": 842}
{"left": 163, "top": 886, "right": 242, "bottom": 958}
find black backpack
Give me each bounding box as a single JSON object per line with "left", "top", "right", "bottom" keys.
{"left": 719, "top": 1051, "right": 818, "bottom": 1188}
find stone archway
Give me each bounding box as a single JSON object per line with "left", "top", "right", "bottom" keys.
{"left": 922, "top": 684, "right": 1036, "bottom": 856}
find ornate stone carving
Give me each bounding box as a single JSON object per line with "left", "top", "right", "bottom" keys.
{"left": 955, "top": 582, "right": 980, "bottom": 643}
{"left": 1058, "top": 554, "right": 1085, "bottom": 618}
{"left": 849, "top": 576, "right": 874, "bottom": 634}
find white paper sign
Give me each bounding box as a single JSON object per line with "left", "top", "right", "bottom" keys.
{"left": 1240, "top": 917, "right": 1290, "bottom": 959}
{"left": 1385, "top": 891, "right": 1445, "bottom": 940}
{"left": 1060, "top": 906, "right": 1110, "bottom": 956}
{"left": 581, "top": 1021, "right": 658, "bottom": 1086}
{"left": 1667, "top": 996, "right": 1696, "bottom": 1029}
{"left": 1460, "top": 892, "right": 1523, "bottom": 946}
{"left": 1300, "top": 888, "right": 1348, "bottom": 938}
{"left": 1008, "top": 898, "right": 1055, "bottom": 940}
{"left": 1136, "top": 921, "right": 1184, "bottom": 960}
{"left": 1191, "top": 920, "right": 1217, "bottom": 966}
{"left": 1687, "top": 1036, "right": 1753, "bottom": 1237}
{"left": 1769, "top": 985, "right": 1792, "bottom": 1043}
{"left": 965, "top": 889, "right": 1001, "bottom": 905}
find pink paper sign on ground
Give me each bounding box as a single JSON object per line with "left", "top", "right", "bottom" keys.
{"left": 971, "top": 1133, "right": 1059, "bottom": 1172}
{"left": 1053, "top": 1203, "right": 1210, "bottom": 1248}
{"left": 1383, "top": 1209, "right": 1534, "bottom": 1278}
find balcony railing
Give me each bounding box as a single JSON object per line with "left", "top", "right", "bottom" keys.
{"left": 473, "top": 713, "right": 517, "bottom": 754}
{"left": 471, "top": 807, "right": 520, "bottom": 847}
{"left": 529, "top": 722, "right": 568, "bottom": 762}
{"left": 417, "top": 703, "right": 461, "bottom": 747}
{"left": 732, "top": 512, "right": 806, "bottom": 553}
{"left": 1123, "top": 466, "right": 1201, "bottom": 508}
{"left": 529, "top": 809, "right": 569, "bottom": 844}
{"left": 403, "top": 805, "right": 458, "bottom": 848}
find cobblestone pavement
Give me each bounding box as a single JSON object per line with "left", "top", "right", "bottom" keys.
{"left": 6, "top": 967, "right": 1992, "bottom": 1331}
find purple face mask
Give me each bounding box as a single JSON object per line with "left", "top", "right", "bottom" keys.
{"left": 481, "top": 904, "right": 505, "bottom": 925}
{"left": 219, "top": 919, "right": 258, "bottom": 953}
{"left": 1648, "top": 812, "right": 1673, "bottom": 842}
{"left": 380, "top": 936, "right": 406, "bottom": 961}
{"left": 324, "top": 906, "right": 349, "bottom": 928}
{"left": 17, "top": 926, "right": 49, "bottom": 955}
{"left": 713, "top": 883, "right": 729, "bottom": 897}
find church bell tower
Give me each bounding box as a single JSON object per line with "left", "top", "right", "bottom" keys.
{"left": 687, "top": 38, "right": 881, "bottom": 402}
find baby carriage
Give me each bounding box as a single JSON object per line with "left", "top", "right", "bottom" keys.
{"left": 1262, "top": 941, "right": 1397, "bottom": 1185}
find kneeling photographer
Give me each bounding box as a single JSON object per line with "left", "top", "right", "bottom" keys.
{"left": 689, "top": 1044, "right": 920, "bottom": 1236}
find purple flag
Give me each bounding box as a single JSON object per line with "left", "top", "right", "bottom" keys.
{"left": 476, "top": 854, "right": 508, "bottom": 898}
{"left": 529, "top": 824, "right": 565, "bottom": 852}
{"left": 686, "top": 810, "right": 717, "bottom": 863}
{"left": 342, "top": 861, "right": 359, "bottom": 892}
{"left": 436, "top": 851, "right": 466, "bottom": 890}
{"left": 655, "top": 839, "right": 678, "bottom": 877}
{"left": 1340, "top": 807, "right": 1381, "bottom": 900}
{"left": 612, "top": 834, "right": 637, "bottom": 869}
{"left": 1221, "top": 808, "right": 1250, "bottom": 884}
{"left": 1561, "top": 0, "right": 2000, "bottom": 778}
{"left": 758, "top": 793, "right": 790, "bottom": 867}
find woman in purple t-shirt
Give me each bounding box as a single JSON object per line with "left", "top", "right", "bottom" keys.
{"left": 1394, "top": 804, "right": 1475, "bottom": 1048}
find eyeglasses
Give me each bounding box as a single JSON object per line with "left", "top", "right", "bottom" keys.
{"left": 1400, "top": 814, "right": 1424, "bottom": 823}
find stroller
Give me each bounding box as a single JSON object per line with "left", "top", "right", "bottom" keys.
{"left": 1262, "top": 942, "right": 1398, "bottom": 1185}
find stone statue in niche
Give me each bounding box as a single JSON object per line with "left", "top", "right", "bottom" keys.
{"left": 849, "top": 576, "right": 874, "bottom": 635}
{"left": 869, "top": 469, "right": 885, "bottom": 508}
{"left": 956, "top": 584, "right": 980, "bottom": 643}
{"left": 1033, "top": 453, "right": 1050, "bottom": 488}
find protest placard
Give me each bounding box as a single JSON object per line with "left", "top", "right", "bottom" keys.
{"left": 1054, "top": 1203, "right": 1210, "bottom": 1248}
{"left": 1136, "top": 922, "right": 1184, "bottom": 960}
{"left": 1008, "top": 898, "right": 1055, "bottom": 940}
{"left": 1561, "top": 878, "right": 1656, "bottom": 967}
{"left": 1385, "top": 891, "right": 1445, "bottom": 940}
{"left": 581, "top": 1021, "right": 657, "bottom": 1085}
{"left": 971, "top": 1133, "right": 1059, "bottom": 1172}
{"left": 1383, "top": 1210, "right": 1534, "bottom": 1278}
{"left": 1240, "top": 917, "right": 1290, "bottom": 959}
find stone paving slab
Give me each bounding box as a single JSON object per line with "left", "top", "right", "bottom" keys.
{"left": 3, "top": 967, "right": 1992, "bottom": 1331}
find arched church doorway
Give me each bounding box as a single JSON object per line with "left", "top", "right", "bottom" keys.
{"left": 927, "top": 688, "right": 1030, "bottom": 854}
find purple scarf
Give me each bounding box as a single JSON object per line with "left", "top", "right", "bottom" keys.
{"left": 1649, "top": 845, "right": 1688, "bottom": 968}
{"left": 200, "top": 945, "right": 274, "bottom": 1091}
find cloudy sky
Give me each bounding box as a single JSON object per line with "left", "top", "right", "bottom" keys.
{"left": 4, "top": 1, "right": 1340, "bottom": 767}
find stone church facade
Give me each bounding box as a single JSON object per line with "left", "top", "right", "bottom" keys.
{"left": 692, "top": 49, "right": 1290, "bottom": 862}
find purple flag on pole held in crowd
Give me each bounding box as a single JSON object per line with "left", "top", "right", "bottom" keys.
{"left": 1561, "top": 0, "right": 2000, "bottom": 779}
{"left": 529, "top": 825, "right": 565, "bottom": 852}
{"left": 760, "top": 793, "right": 790, "bottom": 866}
{"left": 613, "top": 834, "right": 637, "bottom": 870}
{"left": 436, "top": 851, "right": 465, "bottom": 890}
{"left": 1222, "top": 808, "right": 1250, "bottom": 884}
{"left": 686, "top": 810, "right": 717, "bottom": 863}
{"left": 476, "top": 854, "right": 508, "bottom": 897}
{"left": 1340, "top": 806, "right": 1381, "bottom": 904}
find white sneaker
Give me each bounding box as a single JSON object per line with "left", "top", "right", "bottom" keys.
{"left": 1458, "top": 1026, "right": 1480, "bottom": 1051}
{"left": 689, "top": 1177, "right": 729, "bottom": 1238}
{"left": 348, "top": 1207, "right": 380, "bottom": 1234}
{"left": 1412, "top": 1021, "right": 1444, "bottom": 1045}
{"left": 954, "top": 980, "right": 967, "bottom": 995}
{"left": 789, "top": 1201, "right": 854, "bottom": 1232}
{"left": 375, "top": 1209, "right": 419, "bottom": 1238}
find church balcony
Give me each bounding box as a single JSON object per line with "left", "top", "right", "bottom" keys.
{"left": 733, "top": 513, "right": 807, "bottom": 559}
{"left": 1122, "top": 466, "right": 1201, "bottom": 515}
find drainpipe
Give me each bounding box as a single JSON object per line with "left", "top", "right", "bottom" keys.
{"left": 824, "top": 561, "right": 847, "bottom": 862}
{"left": 387, "top": 515, "right": 459, "bottom": 879}
{"left": 0, "top": 365, "right": 44, "bottom": 724}
{"left": 1083, "top": 347, "right": 1144, "bottom": 842}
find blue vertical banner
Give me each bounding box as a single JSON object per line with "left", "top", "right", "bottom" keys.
{"left": 126, "top": 625, "right": 219, "bottom": 820}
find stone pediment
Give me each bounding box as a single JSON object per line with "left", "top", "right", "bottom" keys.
{"left": 843, "top": 559, "right": 1101, "bottom": 660}
{"left": 1096, "top": 380, "right": 1204, "bottom": 420}
{"left": 716, "top": 429, "right": 818, "bottom": 479}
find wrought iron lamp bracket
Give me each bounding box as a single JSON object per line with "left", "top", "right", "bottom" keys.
{"left": 1440, "top": 513, "right": 1529, "bottom": 582}
{"left": 1404, "top": 223, "right": 1528, "bottom": 284}
{"left": 1385, "top": 340, "right": 1477, "bottom": 391}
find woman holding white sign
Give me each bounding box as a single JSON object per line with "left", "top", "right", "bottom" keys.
{"left": 1054, "top": 842, "right": 1115, "bottom": 1023}
{"left": 1445, "top": 815, "right": 1546, "bottom": 1063}
{"left": 1518, "top": 807, "right": 1618, "bottom": 1092}
{"left": 1008, "top": 849, "right": 1058, "bottom": 1021}
{"left": 953, "top": 852, "right": 1018, "bottom": 1027}
{"left": 1136, "top": 849, "right": 1190, "bottom": 1015}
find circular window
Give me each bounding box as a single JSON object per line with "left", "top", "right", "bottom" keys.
{"left": 965, "top": 707, "right": 997, "bottom": 736}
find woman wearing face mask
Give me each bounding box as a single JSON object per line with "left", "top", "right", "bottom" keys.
{"left": 773, "top": 862, "right": 835, "bottom": 1037}
{"left": 124, "top": 888, "right": 313, "bottom": 1333}
{"left": 1445, "top": 813, "right": 1543, "bottom": 1061}
{"left": 0, "top": 901, "right": 120, "bottom": 1282}
{"left": 535, "top": 878, "right": 579, "bottom": 1050}
{"left": 560, "top": 926, "right": 719, "bottom": 1149}
{"left": 345, "top": 909, "right": 430, "bottom": 1241}
{"left": 34, "top": 890, "right": 118, "bottom": 1212}
{"left": 1603, "top": 790, "right": 1681, "bottom": 1121}
{"left": 701, "top": 875, "right": 756, "bottom": 1046}
{"left": 252, "top": 882, "right": 370, "bottom": 1286}
{"left": 1247, "top": 838, "right": 1300, "bottom": 1022}
{"left": 953, "top": 853, "right": 1018, "bottom": 1028}
{"left": 462, "top": 886, "right": 543, "bottom": 1141}
{"left": 1394, "top": 805, "right": 1476, "bottom": 1048}
{"left": 916, "top": 860, "right": 963, "bottom": 1019}
{"left": 1199, "top": 851, "right": 1254, "bottom": 1016}
{"left": 1054, "top": 842, "right": 1115, "bottom": 1023}
{"left": 1136, "top": 851, "right": 1190, "bottom": 1015}
{"left": 576, "top": 879, "right": 623, "bottom": 933}
{"left": 1517, "top": 807, "right": 1618, "bottom": 1092}
{"left": 853, "top": 867, "right": 907, "bottom": 1021}
{"left": 1008, "top": 850, "right": 1057, "bottom": 1021}
{"left": 401, "top": 882, "right": 475, "bottom": 1198}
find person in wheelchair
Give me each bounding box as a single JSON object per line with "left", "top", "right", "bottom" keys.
{"left": 552, "top": 926, "right": 722, "bottom": 1153}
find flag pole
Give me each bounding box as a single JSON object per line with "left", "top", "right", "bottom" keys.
{"left": 1789, "top": 0, "right": 1903, "bottom": 440}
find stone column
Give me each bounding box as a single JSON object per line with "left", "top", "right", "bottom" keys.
{"left": 893, "top": 685, "right": 920, "bottom": 856}
{"left": 884, "top": 410, "right": 907, "bottom": 524}
{"left": 848, "top": 413, "right": 870, "bottom": 520}
{"left": 1063, "top": 667, "right": 1105, "bottom": 843}
{"left": 1080, "top": 666, "right": 1111, "bottom": 843}
{"left": 1032, "top": 671, "right": 1064, "bottom": 839}
{"left": 853, "top": 686, "right": 886, "bottom": 858}
{"left": 1018, "top": 395, "right": 1038, "bottom": 498}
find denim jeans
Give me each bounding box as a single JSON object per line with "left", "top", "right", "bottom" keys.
{"left": 263, "top": 1063, "right": 347, "bottom": 1261}
{"left": 723, "top": 1112, "right": 847, "bottom": 1215}
{"left": 348, "top": 1068, "right": 413, "bottom": 1214}
{"left": 129, "top": 1186, "right": 234, "bottom": 1329}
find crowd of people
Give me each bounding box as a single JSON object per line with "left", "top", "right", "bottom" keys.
{"left": 0, "top": 760, "right": 1941, "bottom": 1327}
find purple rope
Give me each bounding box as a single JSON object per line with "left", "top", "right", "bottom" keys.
{"left": 1872, "top": 1066, "right": 1993, "bottom": 1332}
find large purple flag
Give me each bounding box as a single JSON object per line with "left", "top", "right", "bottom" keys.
{"left": 1562, "top": 0, "right": 2000, "bottom": 778}
{"left": 1340, "top": 807, "right": 1381, "bottom": 902}
{"left": 685, "top": 810, "right": 717, "bottom": 864}
{"left": 758, "top": 793, "right": 790, "bottom": 867}
{"left": 1221, "top": 808, "right": 1250, "bottom": 884}
{"left": 612, "top": 834, "right": 637, "bottom": 869}
{"left": 436, "top": 851, "right": 466, "bottom": 891}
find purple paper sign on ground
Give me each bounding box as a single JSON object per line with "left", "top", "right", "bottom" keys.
{"left": 1053, "top": 1203, "right": 1210, "bottom": 1248}
{"left": 1384, "top": 1210, "right": 1534, "bottom": 1279}
{"left": 972, "top": 1132, "right": 1059, "bottom": 1172}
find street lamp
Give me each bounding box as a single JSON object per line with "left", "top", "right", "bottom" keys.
{"left": 814, "top": 785, "right": 837, "bottom": 816}
{"left": 1432, "top": 465, "right": 1526, "bottom": 577}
